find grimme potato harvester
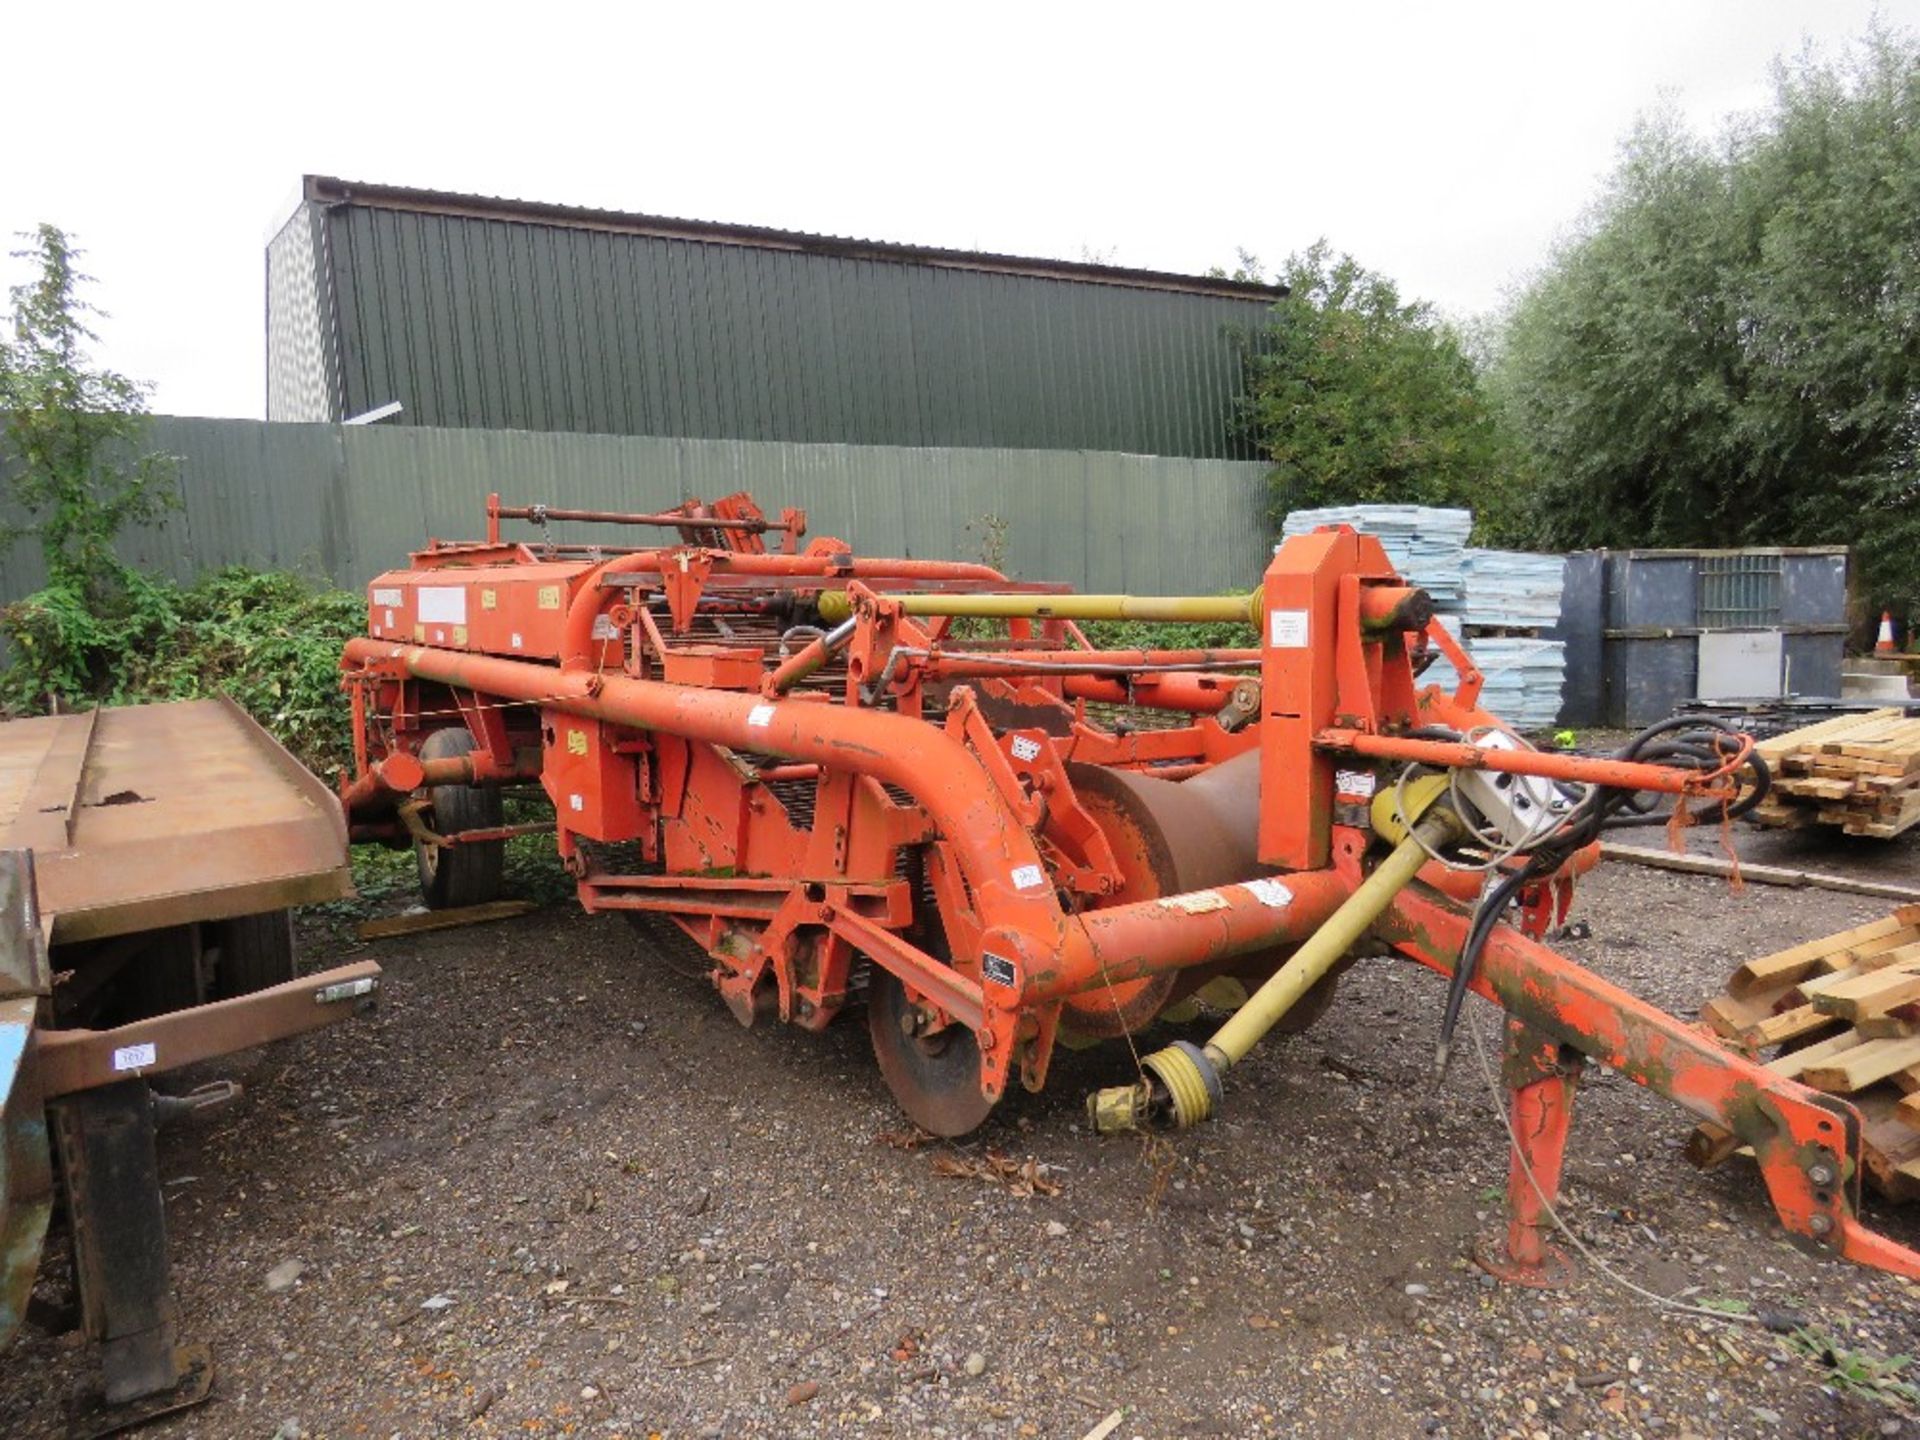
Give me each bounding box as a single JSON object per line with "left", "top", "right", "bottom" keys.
{"left": 341, "top": 492, "right": 1920, "bottom": 1284}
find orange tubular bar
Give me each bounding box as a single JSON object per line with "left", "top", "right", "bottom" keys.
{"left": 559, "top": 551, "right": 1012, "bottom": 664}
{"left": 1324, "top": 730, "right": 1739, "bottom": 798}
{"left": 1061, "top": 674, "right": 1241, "bottom": 713}
{"left": 343, "top": 634, "right": 1067, "bottom": 959}
{"left": 1033, "top": 870, "right": 1356, "bottom": 1000}
{"left": 1378, "top": 886, "right": 1920, "bottom": 1279}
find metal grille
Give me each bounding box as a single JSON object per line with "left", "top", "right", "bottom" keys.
{"left": 1698, "top": 554, "right": 1782, "bottom": 628}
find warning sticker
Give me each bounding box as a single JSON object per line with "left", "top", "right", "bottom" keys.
{"left": 537, "top": 585, "right": 562, "bottom": 610}
{"left": 418, "top": 586, "right": 467, "bottom": 625}
{"left": 566, "top": 729, "right": 589, "bottom": 756}
{"left": 747, "top": 704, "right": 776, "bottom": 728}
{"left": 113, "top": 1042, "right": 156, "bottom": 1072}
{"left": 481, "top": 588, "right": 497, "bottom": 611}
{"left": 1242, "top": 877, "right": 1294, "bottom": 909}
{"left": 982, "top": 952, "right": 1018, "bottom": 988}
{"left": 1009, "top": 735, "right": 1042, "bottom": 763}
{"left": 1268, "top": 608, "right": 1310, "bottom": 648}
{"left": 591, "top": 614, "right": 619, "bottom": 640}
{"left": 1011, "top": 863, "right": 1046, "bottom": 891}
{"left": 1334, "top": 769, "right": 1377, "bottom": 798}
{"left": 371, "top": 587, "right": 403, "bottom": 607}
{"left": 1158, "top": 889, "right": 1229, "bottom": 915}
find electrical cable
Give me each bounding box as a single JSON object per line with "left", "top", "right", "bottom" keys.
{"left": 1427, "top": 716, "right": 1771, "bottom": 1074}
{"left": 1465, "top": 1008, "right": 1766, "bottom": 1326}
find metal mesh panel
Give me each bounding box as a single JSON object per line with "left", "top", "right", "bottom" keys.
{"left": 1698, "top": 554, "right": 1782, "bottom": 628}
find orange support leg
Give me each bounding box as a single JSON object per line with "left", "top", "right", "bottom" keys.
{"left": 1478, "top": 1020, "right": 1583, "bottom": 1287}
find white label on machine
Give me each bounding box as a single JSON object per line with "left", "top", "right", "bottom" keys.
{"left": 569, "top": 794, "right": 584, "bottom": 812}
{"left": 372, "top": 587, "right": 403, "bottom": 607}
{"left": 1242, "top": 878, "right": 1293, "bottom": 909}
{"left": 1011, "top": 863, "right": 1046, "bottom": 891}
{"left": 1009, "top": 736, "right": 1042, "bottom": 763}
{"left": 418, "top": 586, "right": 467, "bottom": 624}
{"left": 113, "top": 1042, "right": 157, "bottom": 1072}
{"left": 511, "top": 633, "right": 524, "bottom": 649}
{"left": 1268, "top": 608, "right": 1309, "bottom": 648}
{"left": 383, "top": 608, "right": 395, "bottom": 628}
{"left": 592, "top": 614, "right": 619, "bottom": 640}
{"left": 1158, "top": 889, "right": 1228, "bottom": 915}
{"left": 1335, "top": 769, "right": 1377, "bottom": 798}
{"left": 747, "top": 704, "right": 776, "bottom": 728}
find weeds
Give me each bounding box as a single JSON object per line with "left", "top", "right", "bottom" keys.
{"left": 1782, "top": 1326, "right": 1920, "bottom": 1411}
{"left": 1, "top": 566, "right": 363, "bottom": 774}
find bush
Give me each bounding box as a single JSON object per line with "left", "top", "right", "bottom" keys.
{"left": 0, "top": 567, "right": 363, "bottom": 774}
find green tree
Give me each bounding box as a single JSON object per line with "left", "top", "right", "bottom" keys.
{"left": 1241, "top": 242, "right": 1530, "bottom": 540}
{"left": 0, "top": 225, "right": 179, "bottom": 705}
{"left": 0, "top": 224, "right": 177, "bottom": 601}
{"left": 1494, "top": 28, "right": 1920, "bottom": 616}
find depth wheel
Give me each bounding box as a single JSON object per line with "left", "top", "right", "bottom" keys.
{"left": 415, "top": 729, "right": 506, "bottom": 910}
{"left": 867, "top": 968, "right": 997, "bottom": 1137}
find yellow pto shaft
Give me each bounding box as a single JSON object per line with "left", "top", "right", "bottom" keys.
{"left": 1089, "top": 801, "right": 1459, "bottom": 1133}
{"left": 816, "top": 590, "right": 1262, "bottom": 627}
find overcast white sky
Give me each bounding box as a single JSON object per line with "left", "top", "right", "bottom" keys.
{"left": 1, "top": 1, "right": 1911, "bottom": 420}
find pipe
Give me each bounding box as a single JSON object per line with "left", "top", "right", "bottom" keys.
{"left": 1086, "top": 808, "right": 1456, "bottom": 1132}
{"left": 560, "top": 552, "right": 1012, "bottom": 668}
{"left": 1061, "top": 674, "right": 1239, "bottom": 714}
{"left": 816, "top": 590, "right": 1262, "bottom": 626}
{"left": 343, "top": 636, "right": 1067, "bottom": 954}
{"left": 494, "top": 503, "right": 790, "bottom": 533}
{"left": 1034, "top": 868, "right": 1357, "bottom": 999}
{"left": 1324, "top": 730, "right": 1736, "bottom": 798}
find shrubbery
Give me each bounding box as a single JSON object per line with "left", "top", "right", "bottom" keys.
{"left": 0, "top": 567, "right": 363, "bottom": 774}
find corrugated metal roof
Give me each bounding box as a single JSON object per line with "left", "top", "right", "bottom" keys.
{"left": 300, "top": 175, "right": 1284, "bottom": 303}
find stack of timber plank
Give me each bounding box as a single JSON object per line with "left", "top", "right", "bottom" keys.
{"left": 1748, "top": 708, "right": 1920, "bottom": 838}
{"left": 1694, "top": 906, "right": 1920, "bottom": 1199}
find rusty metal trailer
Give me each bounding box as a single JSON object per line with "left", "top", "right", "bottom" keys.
{"left": 0, "top": 697, "right": 380, "bottom": 1435}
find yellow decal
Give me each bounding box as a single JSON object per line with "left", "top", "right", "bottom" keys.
{"left": 481, "top": 588, "right": 497, "bottom": 610}
{"left": 413, "top": 623, "right": 425, "bottom": 642}
{"left": 452, "top": 625, "right": 468, "bottom": 646}
{"left": 566, "top": 729, "right": 589, "bottom": 756}
{"left": 538, "top": 585, "right": 562, "bottom": 610}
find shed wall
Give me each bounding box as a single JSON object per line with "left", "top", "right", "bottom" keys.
{"left": 272, "top": 200, "right": 1275, "bottom": 457}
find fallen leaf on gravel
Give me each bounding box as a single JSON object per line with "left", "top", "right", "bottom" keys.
{"left": 874, "top": 1127, "right": 936, "bottom": 1151}
{"left": 929, "top": 1149, "right": 1061, "bottom": 1197}
{"left": 786, "top": 1380, "right": 819, "bottom": 1406}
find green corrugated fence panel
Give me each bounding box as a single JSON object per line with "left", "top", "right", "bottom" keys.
{"left": 0, "top": 419, "right": 1273, "bottom": 603}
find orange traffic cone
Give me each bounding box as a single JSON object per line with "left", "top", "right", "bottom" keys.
{"left": 1877, "top": 611, "right": 1898, "bottom": 654}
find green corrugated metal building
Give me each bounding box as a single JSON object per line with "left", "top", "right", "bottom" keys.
{"left": 267, "top": 176, "right": 1281, "bottom": 458}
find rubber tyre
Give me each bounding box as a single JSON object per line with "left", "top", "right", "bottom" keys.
{"left": 210, "top": 909, "right": 297, "bottom": 999}
{"left": 415, "top": 728, "right": 506, "bottom": 909}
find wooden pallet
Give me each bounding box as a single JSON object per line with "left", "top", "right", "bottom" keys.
{"left": 1694, "top": 906, "right": 1920, "bottom": 1199}
{"left": 1748, "top": 708, "right": 1920, "bottom": 838}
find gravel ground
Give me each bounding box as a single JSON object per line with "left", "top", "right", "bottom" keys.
{"left": 6, "top": 821, "right": 1920, "bottom": 1439}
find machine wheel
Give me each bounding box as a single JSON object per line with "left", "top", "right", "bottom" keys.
{"left": 868, "top": 968, "right": 997, "bottom": 1137}
{"left": 416, "top": 728, "right": 506, "bottom": 910}
{"left": 209, "top": 909, "right": 296, "bottom": 998}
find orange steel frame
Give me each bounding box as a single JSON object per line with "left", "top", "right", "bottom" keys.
{"left": 340, "top": 493, "right": 1920, "bottom": 1283}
